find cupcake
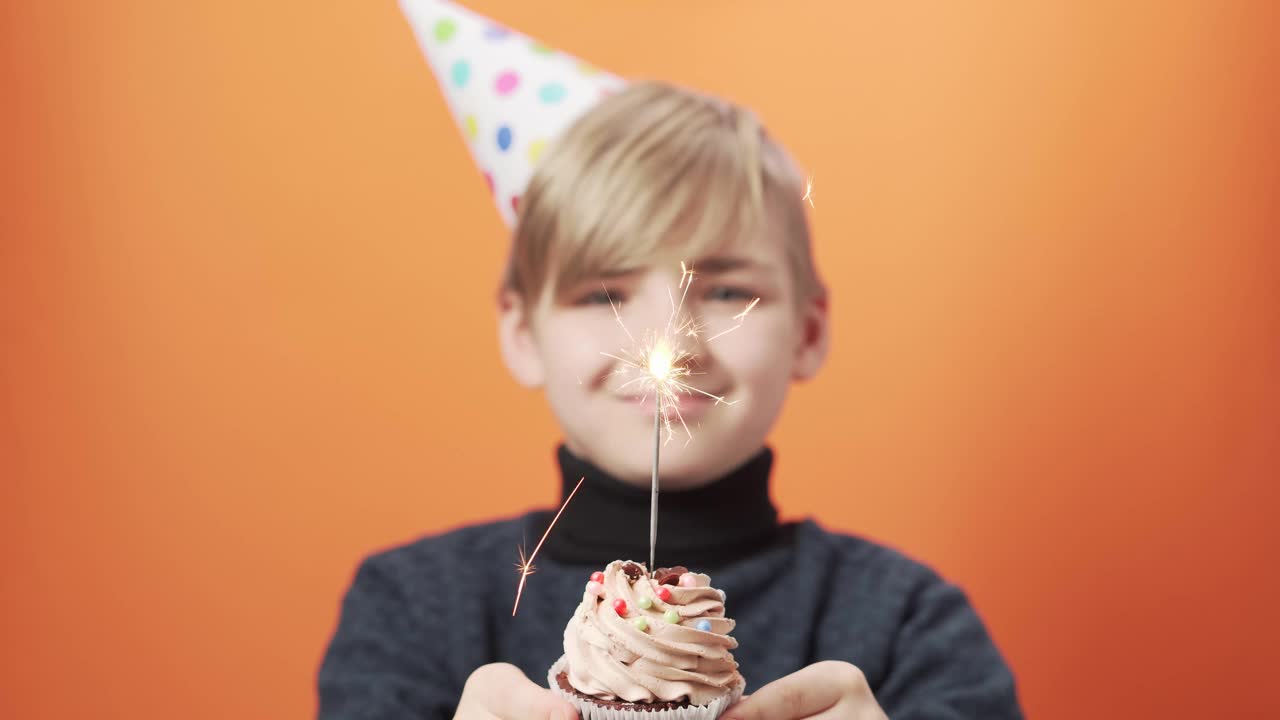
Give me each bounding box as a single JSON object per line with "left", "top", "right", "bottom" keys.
{"left": 548, "top": 560, "right": 745, "bottom": 719}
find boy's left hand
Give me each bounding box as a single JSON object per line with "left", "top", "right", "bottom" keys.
{"left": 723, "top": 661, "right": 888, "bottom": 720}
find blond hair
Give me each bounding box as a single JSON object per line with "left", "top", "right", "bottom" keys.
{"left": 504, "top": 81, "right": 822, "bottom": 307}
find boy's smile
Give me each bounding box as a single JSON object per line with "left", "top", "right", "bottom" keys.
{"left": 499, "top": 231, "right": 828, "bottom": 490}
{"left": 620, "top": 392, "right": 721, "bottom": 422}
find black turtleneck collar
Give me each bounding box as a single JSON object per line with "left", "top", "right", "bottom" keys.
{"left": 540, "top": 444, "right": 781, "bottom": 569}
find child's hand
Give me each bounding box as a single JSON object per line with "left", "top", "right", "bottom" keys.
{"left": 453, "top": 663, "right": 578, "bottom": 720}
{"left": 724, "top": 661, "right": 888, "bottom": 720}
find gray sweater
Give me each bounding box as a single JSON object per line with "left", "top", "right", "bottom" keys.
{"left": 318, "top": 448, "right": 1023, "bottom": 719}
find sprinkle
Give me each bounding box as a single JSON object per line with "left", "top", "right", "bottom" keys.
{"left": 637, "top": 596, "right": 653, "bottom": 610}
{"left": 590, "top": 571, "right": 604, "bottom": 583}
{"left": 678, "top": 573, "right": 697, "bottom": 588}
{"left": 586, "top": 581, "right": 604, "bottom": 597}
{"left": 656, "top": 587, "right": 672, "bottom": 602}
{"left": 696, "top": 619, "right": 712, "bottom": 632}
{"left": 664, "top": 609, "right": 680, "bottom": 624}
{"left": 633, "top": 617, "right": 649, "bottom": 632}
{"left": 613, "top": 599, "right": 629, "bottom": 617}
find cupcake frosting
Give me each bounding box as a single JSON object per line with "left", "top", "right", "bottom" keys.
{"left": 562, "top": 560, "right": 742, "bottom": 705}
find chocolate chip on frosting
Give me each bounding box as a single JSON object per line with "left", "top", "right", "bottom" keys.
{"left": 653, "top": 566, "right": 690, "bottom": 585}
{"left": 620, "top": 562, "right": 646, "bottom": 582}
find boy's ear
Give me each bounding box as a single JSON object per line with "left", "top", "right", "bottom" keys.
{"left": 792, "top": 290, "right": 830, "bottom": 381}
{"left": 497, "top": 288, "right": 546, "bottom": 388}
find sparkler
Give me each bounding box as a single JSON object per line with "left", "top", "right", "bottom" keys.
{"left": 803, "top": 175, "right": 815, "bottom": 208}
{"left": 512, "top": 476, "right": 585, "bottom": 616}
{"left": 601, "top": 261, "right": 759, "bottom": 574}
{"left": 602, "top": 262, "right": 755, "bottom": 445}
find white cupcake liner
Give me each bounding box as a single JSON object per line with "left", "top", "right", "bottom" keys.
{"left": 547, "top": 656, "right": 745, "bottom": 720}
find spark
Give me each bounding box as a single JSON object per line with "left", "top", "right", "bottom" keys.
{"left": 802, "top": 175, "right": 815, "bottom": 208}
{"left": 513, "top": 545, "right": 534, "bottom": 582}
{"left": 601, "top": 261, "right": 760, "bottom": 445}
{"left": 513, "top": 476, "right": 585, "bottom": 616}
{"left": 705, "top": 297, "right": 760, "bottom": 343}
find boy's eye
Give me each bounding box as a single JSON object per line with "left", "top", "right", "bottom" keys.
{"left": 704, "top": 286, "right": 754, "bottom": 302}
{"left": 575, "top": 289, "right": 623, "bottom": 306}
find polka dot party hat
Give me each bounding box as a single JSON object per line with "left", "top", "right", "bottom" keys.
{"left": 400, "top": 0, "right": 626, "bottom": 228}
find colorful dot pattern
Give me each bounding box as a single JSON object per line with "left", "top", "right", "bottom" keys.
{"left": 494, "top": 70, "right": 520, "bottom": 95}
{"left": 450, "top": 59, "right": 470, "bottom": 88}
{"left": 401, "top": 0, "right": 626, "bottom": 228}
{"left": 538, "top": 82, "right": 567, "bottom": 104}
{"left": 433, "top": 18, "right": 456, "bottom": 43}
{"left": 527, "top": 139, "right": 547, "bottom": 165}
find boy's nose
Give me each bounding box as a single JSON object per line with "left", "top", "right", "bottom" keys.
{"left": 624, "top": 285, "right": 679, "bottom": 332}
{"left": 626, "top": 288, "right": 711, "bottom": 351}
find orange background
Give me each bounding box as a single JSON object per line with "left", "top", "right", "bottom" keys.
{"left": 3, "top": 2, "right": 1278, "bottom": 718}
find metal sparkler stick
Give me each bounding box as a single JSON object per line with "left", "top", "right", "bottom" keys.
{"left": 650, "top": 393, "right": 661, "bottom": 575}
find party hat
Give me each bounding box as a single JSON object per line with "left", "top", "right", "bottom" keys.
{"left": 400, "top": 0, "right": 626, "bottom": 228}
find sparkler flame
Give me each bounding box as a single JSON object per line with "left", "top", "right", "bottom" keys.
{"left": 647, "top": 340, "right": 675, "bottom": 380}
{"left": 802, "top": 175, "right": 815, "bottom": 208}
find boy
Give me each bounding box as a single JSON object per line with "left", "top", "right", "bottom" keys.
{"left": 320, "top": 4, "right": 1022, "bottom": 718}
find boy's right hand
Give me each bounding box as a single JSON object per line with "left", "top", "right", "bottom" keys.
{"left": 453, "top": 663, "right": 579, "bottom": 720}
